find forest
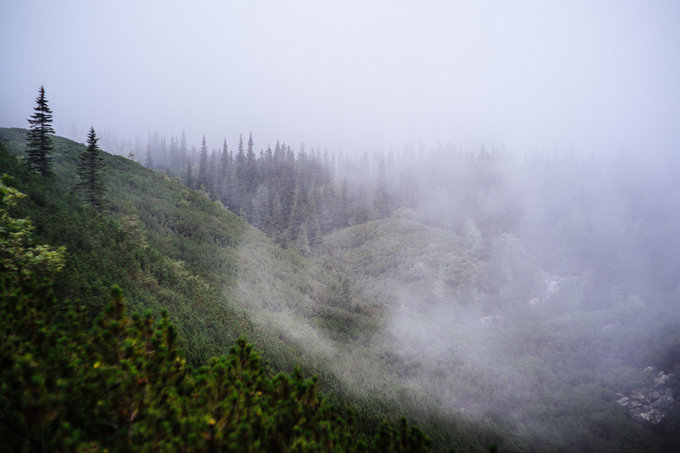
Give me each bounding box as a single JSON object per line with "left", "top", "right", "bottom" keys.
{"left": 3, "top": 1, "right": 679, "bottom": 450}
{"left": 2, "top": 90, "right": 680, "bottom": 451}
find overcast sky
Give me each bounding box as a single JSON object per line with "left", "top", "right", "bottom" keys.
{"left": 2, "top": 0, "right": 679, "bottom": 154}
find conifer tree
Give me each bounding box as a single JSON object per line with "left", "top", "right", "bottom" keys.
{"left": 198, "top": 136, "right": 209, "bottom": 190}
{"left": 218, "top": 139, "right": 228, "bottom": 197}
{"left": 246, "top": 132, "right": 257, "bottom": 195}
{"left": 77, "top": 127, "right": 106, "bottom": 210}
{"left": 25, "top": 86, "right": 55, "bottom": 176}
{"left": 145, "top": 143, "right": 154, "bottom": 168}
{"left": 179, "top": 131, "right": 188, "bottom": 166}
{"left": 234, "top": 134, "right": 247, "bottom": 211}
{"left": 168, "top": 135, "right": 179, "bottom": 169}
{"left": 185, "top": 157, "right": 194, "bottom": 188}
{"left": 208, "top": 150, "right": 217, "bottom": 197}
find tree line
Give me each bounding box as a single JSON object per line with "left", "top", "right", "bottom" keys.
{"left": 141, "top": 130, "right": 403, "bottom": 253}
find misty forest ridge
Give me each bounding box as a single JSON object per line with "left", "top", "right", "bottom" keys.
{"left": 2, "top": 1, "right": 680, "bottom": 452}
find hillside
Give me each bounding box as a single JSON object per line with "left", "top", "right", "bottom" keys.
{"left": 0, "top": 129, "right": 496, "bottom": 451}
{"left": 3, "top": 128, "right": 680, "bottom": 451}
{"left": 0, "top": 173, "right": 434, "bottom": 451}
{"left": 312, "top": 215, "right": 680, "bottom": 451}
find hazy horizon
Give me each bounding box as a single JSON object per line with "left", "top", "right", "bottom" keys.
{"left": 2, "top": 0, "right": 679, "bottom": 155}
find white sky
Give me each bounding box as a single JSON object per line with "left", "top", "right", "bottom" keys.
{"left": 1, "top": 0, "right": 679, "bottom": 154}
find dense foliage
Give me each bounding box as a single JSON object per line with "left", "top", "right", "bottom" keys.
{"left": 0, "top": 176, "right": 431, "bottom": 452}
{"left": 3, "top": 123, "right": 680, "bottom": 451}
{"left": 139, "top": 132, "right": 392, "bottom": 252}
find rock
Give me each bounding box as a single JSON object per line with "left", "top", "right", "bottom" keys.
{"left": 652, "top": 395, "right": 675, "bottom": 409}
{"left": 631, "top": 391, "right": 645, "bottom": 400}
{"left": 616, "top": 367, "right": 677, "bottom": 424}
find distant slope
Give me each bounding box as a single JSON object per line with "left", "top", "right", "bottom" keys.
{"left": 313, "top": 210, "right": 680, "bottom": 452}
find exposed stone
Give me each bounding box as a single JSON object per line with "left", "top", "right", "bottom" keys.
{"left": 616, "top": 366, "right": 676, "bottom": 424}
{"left": 616, "top": 396, "right": 629, "bottom": 404}
{"left": 652, "top": 395, "right": 675, "bottom": 409}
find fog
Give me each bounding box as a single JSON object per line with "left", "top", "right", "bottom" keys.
{"left": 2, "top": 0, "right": 680, "bottom": 155}
{"left": 226, "top": 145, "right": 680, "bottom": 448}
{"left": 4, "top": 1, "right": 680, "bottom": 449}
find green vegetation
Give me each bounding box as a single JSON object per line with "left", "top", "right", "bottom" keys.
{"left": 0, "top": 131, "right": 443, "bottom": 451}
{"left": 2, "top": 123, "right": 679, "bottom": 452}
{"left": 0, "top": 180, "right": 430, "bottom": 451}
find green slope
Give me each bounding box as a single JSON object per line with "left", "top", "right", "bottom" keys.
{"left": 2, "top": 128, "right": 524, "bottom": 451}
{"left": 5, "top": 128, "right": 676, "bottom": 451}
{"left": 1, "top": 127, "right": 252, "bottom": 362}
{"left": 1, "top": 128, "right": 351, "bottom": 364}
{"left": 0, "top": 175, "right": 434, "bottom": 452}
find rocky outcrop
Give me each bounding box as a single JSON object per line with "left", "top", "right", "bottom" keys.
{"left": 617, "top": 367, "right": 676, "bottom": 424}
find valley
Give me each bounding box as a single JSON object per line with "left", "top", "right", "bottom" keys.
{"left": 2, "top": 127, "right": 678, "bottom": 451}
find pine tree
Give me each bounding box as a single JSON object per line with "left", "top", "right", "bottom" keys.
{"left": 198, "top": 136, "right": 209, "bottom": 190}
{"left": 218, "top": 139, "right": 229, "bottom": 198}
{"left": 246, "top": 132, "right": 257, "bottom": 195}
{"left": 168, "top": 135, "right": 179, "bottom": 169}
{"left": 185, "top": 157, "right": 194, "bottom": 188}
{"left": 77, "top": 127, "right": 106, "bottom": 210}
{"left": 145, "top": 143, "right": 154, "bottom": 168}
{"left": 234, "top": 134, "right": 247, "bottom": 212}
{"left": 208, "top": 150, "right": 217, "bottom": 198}
{"left": 25, "top": 86, "right": 55, "bottom": 176}
{"left": 179, "top": 132, "right": 188, "bottom": 167}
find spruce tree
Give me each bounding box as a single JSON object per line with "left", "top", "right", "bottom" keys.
{"left": 25, "top": 86, "right": 55, "bottom": 176}
{"left": 234, "top": 134, "right": 247, "bottom": 211}
{"left": 145, "top": 143, "right": 154, "bottom": 168}
{"left": 185, "top": 157, "right": 194, "bottom": 188}
{"left": 198, "top": 135, "right": 209, "bottom": 190}
{"left": 246, "top": 132, "right": 257, "bottom": 195}
{"left": 77, "top": 127, "right": 106, "bottom": 210}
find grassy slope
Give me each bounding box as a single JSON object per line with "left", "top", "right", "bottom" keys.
{"left": 6, "top": 128, "right": 676, "bottom": 451}
{"left": 0, "top": 129, "right": 496, "bottom": 451}
{"left": 1, "top": 128, "right": 352, "bottom": 369}
{"left": 1, "top": 127, "right": 251, "bottom": 362}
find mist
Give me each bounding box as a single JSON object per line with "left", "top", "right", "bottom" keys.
{"left": 3, "top": 0, "right": 680, "bottom": 450}
{"left": 2, "top": 0, "right": 679, "bottom": 155}
{"left": 223, "top": 145, "right": 680, "bottom": 448}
